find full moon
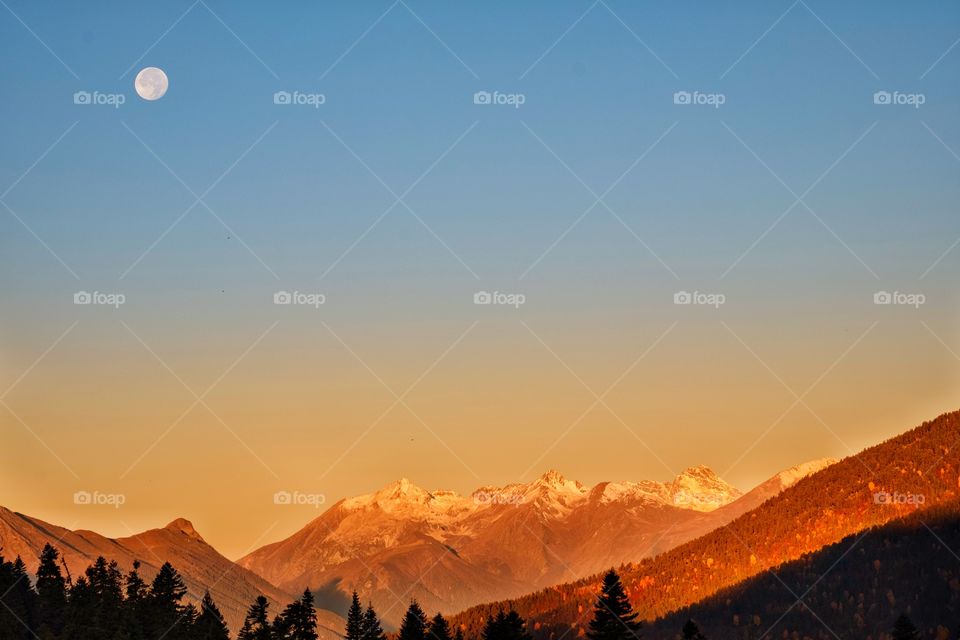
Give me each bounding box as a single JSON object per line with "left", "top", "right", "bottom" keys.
{"left": 134, "top": 67, "right": 168, "bottom": 101}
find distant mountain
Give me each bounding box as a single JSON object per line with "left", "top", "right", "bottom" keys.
{"left": 0, "top": 509, "right": 344, "bottom": 638}
{"left": 645, "top": 501, "right": 960, "bottom": 639}
{"left": 238, "top": 462, "right": 828, "bottom": 626}
{"left": 449, "top": 410, "right": 960, "bottom": 639}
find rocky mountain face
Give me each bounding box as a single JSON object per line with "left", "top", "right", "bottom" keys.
{"left": 238, "top": 463, "right": 828, "bottom": 625}
{"left": 0, "top": 509, "right": 345, "bottom": 638}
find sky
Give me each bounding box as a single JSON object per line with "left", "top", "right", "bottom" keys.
{"left": 1, "top": 0, "right": 958, "bottom": 559}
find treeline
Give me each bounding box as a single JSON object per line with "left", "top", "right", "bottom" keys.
{"left": 644, "top": 503, "right": 960, "bottom": 639}
{"left": 1, "top": 542, "right": 942, "bottom": 640}
{"left": 0, "top": 543, "right": 318, "bottom": 640}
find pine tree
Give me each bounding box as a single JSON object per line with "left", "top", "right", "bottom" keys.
{"left": 345, "top": 592, "right": 365, "bottom": 640}
{"left": 362, "top": 604, "right": 386, "bottom": 640}
{"left": 586, "top": 570, "right": 641, "bottom": 640}
{"left": 481, "top": 611, "right": 505, "bottom": 640}
{"left": 124, "top": 560, "right": 149, "bottom": 640}
{"left": 454, "top": 628, "right": 465, "bottom": 640}
{"left": 36, "top": 545, "right": 67, "bottom": 638}
{"left": 501, "top": 610, "right": 531, "bottom": 640}
{"left": 193, "top": 591, "right": 230, "bottom": 640}
{"left": 399, "top": 601, "right": 428, "bottom": 640}
{"left": 275, "top": 589, "right": 318, "bottom": 640}
{"left": 89, "top": 557, "right": 125, "bottom": 639}
{"left": 0, "top": 554, "right": 37, "bottom": 640}
{"left": 892, "top": 614, "right": 920, "bottom": 640}
{"left": 681, "top": 620, "right": 706, "bottom": 640}
{"left": 146, "top": 562, "right": 189, "bottom": 640}
{"left": 428, "top": 613, "right": 453, "bottom": 640}
{"left": 238, "top": 596, "right": 273, "bottom": 640}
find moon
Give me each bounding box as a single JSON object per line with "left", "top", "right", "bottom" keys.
{"left": 134, "top": 67, "right": 168, "bottom": 101}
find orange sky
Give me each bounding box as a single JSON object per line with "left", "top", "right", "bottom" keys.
{"left": 2, "top": 308, "right": 957, "bottom": 559}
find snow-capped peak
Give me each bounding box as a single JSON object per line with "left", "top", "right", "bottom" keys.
{"left": 669, "top": 466, "right": 743, "bottom": 512}
{"left": 532, "top": 469, "right": 585, "bottom": 493}
{"left": 772, "top": 458, "right": 838, "bottom": 490}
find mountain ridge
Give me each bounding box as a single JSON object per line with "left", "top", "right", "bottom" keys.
{"left": 0, "top": 507, "right": 345, "bottom": 638}
{"left": 237, "top": 462, "right": 827, "bottom": 625}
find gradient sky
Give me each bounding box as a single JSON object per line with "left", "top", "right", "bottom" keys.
{"left": 1, "top": 1, "right": 958, "bottom": 559}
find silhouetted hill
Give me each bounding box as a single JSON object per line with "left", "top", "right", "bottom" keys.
{"left": 450, "top": 410, "right": 960, "bottom": 639}
{"left": 646, "top": 501, "right": 960, "bottom": 639}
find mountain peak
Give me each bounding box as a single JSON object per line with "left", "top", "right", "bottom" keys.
{"left": 675, "top": 465, "right": 720, "bottom": 479}
{"left": 669, "top": 466, "right": 742, "bottom": 512}
{"left": 164, "top": 518, "right": 203, "bottom": 540}
{"left": 537, "top": 469, "right": 568, "bottom": 486}
{"left": 367, "top": 478, "right": 437, "bottom": 508}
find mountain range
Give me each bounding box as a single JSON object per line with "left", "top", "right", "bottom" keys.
{"left": 3, "top": 409, "right": 957, "bottom": 636}
{"left": 0, "top": 462, "right": 829, "bottom": 631}
{"left": 450, "top": 410, "right": 960, "bottom": 638}
{"left": 236, "top": 462, "right": 833, "bottom": 625}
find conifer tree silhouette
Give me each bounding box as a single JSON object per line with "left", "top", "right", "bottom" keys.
{"left": 345, "top": 592, "right": 365, "bottom": 640}
{"left": 0, "top": 554, "right": 36, "bottom": 640}
{"left": 147, "top": 561, "right": 189, "bottom": 640}
{"left": 194, "top": 591, "right": 230, "bottom": 640}
{"left": 35, "top": 544, "right": 66, "bottom": 638}
{"left": 362, "top": 603, "right": 387, "bottom": 640}
{"left": 586, "top": 570, "right": 641, "bottom": 640}
{"left": 399, "top": 601, "right": 428, "bottom": 640}
{"left": 428, "top": 612, "right": 453, "bottom": 640}
{"left": 681, "top": 619, "right": 706, "bottom": 640}
{"left": 275, "top": 589, "right": 319, "bottom": 640}
{"left": 891, "top": 614, "right": 920, "bottom": 640}
{"left": 121, "top": 560, "right": 149, "bottom": 639}
{"left": 481, "top": 609, "right": 531, "bottom": 640}
{"left": 238, "top": 595, "right": 273, "bottom": 640}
